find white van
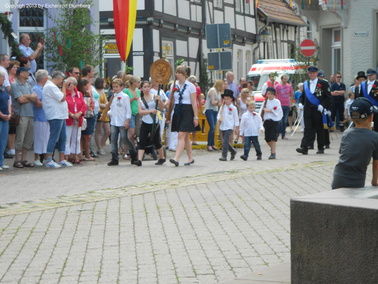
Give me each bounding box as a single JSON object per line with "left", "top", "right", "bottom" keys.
{"left": 247, "top": 59, "right": 307, "bottom": 110}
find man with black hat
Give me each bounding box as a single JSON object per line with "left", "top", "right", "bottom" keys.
{"left": 356, "top": 68, "right": 378, "bottom": 132}
{"left": 332, "top": 97, "right": 378, "bottom": 189}
{"left": 296, "top": 65, "right": 332, "bottom": 155}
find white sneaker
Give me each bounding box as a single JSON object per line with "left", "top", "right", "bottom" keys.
{"left": 46, "top": 161, "right": 61, "bottom": 168}
{"left": 59, "top": 160, "right": 73, "bottom": 167}
{"left": 97, "top": 149, "right": 106, "bottom": 155}
{"left": 1, "top": 165, "right": 9, "bottom": 169}
{"left": 34, "top": 160, "right": 43, "bottom": 167}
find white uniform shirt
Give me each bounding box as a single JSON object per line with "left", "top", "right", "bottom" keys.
{"left": 108, "top": 91, "right": 131, "bottom": 127}
{"left": 218, "top": 103, "right": 239, "bottom": 131}
{"left": 172, "top": 80, "right": 196, "bottom": 105}
{"left": 42, "top": 80, "right": 68, "bottom": 120}
{"left": 239, "top": 111, "right": 264, "bottom": 136}
{"left": 260, "top": 98, "right": 283, "bottom": 122}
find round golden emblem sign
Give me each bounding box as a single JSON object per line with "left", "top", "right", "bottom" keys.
{"left": 150, "top": 59, "right": 172, "bottom": 84}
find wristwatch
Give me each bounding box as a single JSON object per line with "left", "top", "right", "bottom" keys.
{"left": 193, "top": 117, "right": 198, "bottom": 120}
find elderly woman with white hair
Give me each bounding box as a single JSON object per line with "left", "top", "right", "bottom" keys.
{"left": 65, "top": 77, "right": 86, "bottom": 164}
{"left": 32, "top": 69, "right": 50, "bottom": 166}
{"left": 0, "top": 70, "right": 11, "bottom": 170}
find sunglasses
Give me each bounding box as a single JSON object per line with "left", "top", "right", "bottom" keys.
{"left": 74, "top": 72, "right": 81, "bottom": 75}
{"left": 336, "top": 76, "right": 342, "bottom": 78}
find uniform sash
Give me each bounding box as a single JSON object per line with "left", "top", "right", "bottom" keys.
{"left": 361, "top": 81, "right": 378, "bottom": 106}
{"left": 303, "top": 81, "right": 320, "bottom": 107}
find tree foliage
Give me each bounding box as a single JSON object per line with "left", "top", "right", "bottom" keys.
{"left": 44, "top": 0, "right": 103, "bottom": 71}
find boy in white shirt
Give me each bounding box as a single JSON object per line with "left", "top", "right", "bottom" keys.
{"left": 107, "top": 79, "right": 137, "bottom": 166}
{"left": 217, "top": 90, "right": 239, "bottom": 161}
{"left": 260, "top": 87, "right": 283, "bottom": 159}
{"left": 240, "top": 101, "right": 264, "bottom": 161}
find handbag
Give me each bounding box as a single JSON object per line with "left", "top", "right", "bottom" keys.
{"left": 81, "top": 118, "right": 87, "bottom": 131}
{"left": 9, "top": 114, "right": 20, "bottom": 127}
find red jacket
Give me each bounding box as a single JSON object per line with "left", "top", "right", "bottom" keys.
{"left": 65, "top": 90, "right": 86, "bottom": 127}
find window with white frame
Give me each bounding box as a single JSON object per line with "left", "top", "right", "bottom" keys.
{"left": 332, "top": 29, "right": 341, "bottom": 73}
{"left": 235, "top": 0, "right": 242, "bottom": 12}
{"left": 245, "top": 1, "right": 250, "bottom": 14}
{"left": 19, "top": 7, "right": 46, "bottom": 69}
{"left": 214, "top": 0, "right": 223, "bottom": 9}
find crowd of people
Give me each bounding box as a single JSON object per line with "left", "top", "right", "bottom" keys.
{"left": 1, "top": 37, "right": 378, "bottom": 184}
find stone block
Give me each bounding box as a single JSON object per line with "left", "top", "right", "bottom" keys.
{"left": 291, "top": 187, "right": 378, "bottom": 283}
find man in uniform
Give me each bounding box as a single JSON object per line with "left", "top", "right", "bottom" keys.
{"left": 296, "top": 66, "right": 332, "bottom": 155}
{"left": 356, "top": 68, "right": 378, "bottom": 132}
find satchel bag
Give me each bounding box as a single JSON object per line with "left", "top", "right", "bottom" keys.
{"left": 9, "top": 114, "right": 20, "bottom": 127}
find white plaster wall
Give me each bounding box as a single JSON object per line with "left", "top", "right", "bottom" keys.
{"left": 155, "top": 0, "right": 163, "bottom": 12}
{"left": 190, "top": 5, "right": 200, "bottom": 22}
{"left": 153, "top": 29, "right": 160, "bottom": 53}
{"left": 245, "top": 17, "right": 256, "bottom": 34}
{"left": 133, "top": 28, "right": 143, "bottom": 51}
{"left": 224, "top": 7, "right": 235, "bottom": 28}
{"left": 133, "top": 56, "right": 144, "bottom": 77}
{"left": 176, "top": 40, "right": 188, "bottom": 57}
{"left": 178, "top": 0, "right": 190, "bottom": 19}
{"left": 214, "top": 9, "right": 224, "bottom": 23}
{"left": 235, "top": 14, "right": 245, "bottom": 31}
{"left": 188, "top": 37, "right": 199, "bottom": 58}
{"left": 165, "top": 0, "right": 177, "bottom": 16}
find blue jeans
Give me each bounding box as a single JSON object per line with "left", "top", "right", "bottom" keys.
{"left": 0, "top": 120, "right": 9, "bottom": 166}
{"left": 205, "top": 109, "right": 218, "bottom": 146}
{"left": 278, "top": 106, "right": 290, "bottom": 138}
{"left": 110, "top": 125, "right": 136, "bottom": 161}
{"left": 244, "top": 136, "right": 262, "bottom": 158}
{"left": 47, "top": 119, "right": 66, "bottom": 154}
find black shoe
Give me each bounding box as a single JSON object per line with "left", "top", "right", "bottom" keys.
{"left": 107, "top": 160, "right": 118, "bottom": 166}
{"left": 90, "top": 151, "right": 98, "bottom": 158}
{"left": 169, "top": 159, "right": 179, "bottom": 167}
{"left": 231, "top": 152, "right": 236, "bottom": 160}
{"left": 316, "top": 149, "right": 324, "bottom": 154}
{"left": 184, "top": 160, "right": 195, "bottom": 166}
{"left": 257, "top": 156, "right": 262, "bottom": 160}
{"left": 155, "top": 158, "right": 166, "bottom": 165}
{"left": 4, "top": 152, "right": 14, "bottom": 159}
{"left": 134, "top": 160, "right": 142, "bottom": 166}
{"left": 325, "top": 144, "right": 330, "bottom": 149}
{"left": 296, "top": 148, "right": 308, "bottom": 155}
{"left": 240, "top": 155, "right": 247, "bottom": 161}
{"left": 219, "top": 157, "right": 227, "bottom": 161}
{"left": 268, "top": 153, "right": 276, "bottom": 159}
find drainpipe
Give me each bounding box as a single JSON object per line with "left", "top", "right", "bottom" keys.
{"left": 253, "top": 8, "right": 269, "bottom": 62}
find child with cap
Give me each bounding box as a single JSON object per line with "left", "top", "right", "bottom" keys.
{"left": 260, "top": 87, "right": 283, "bottom": 159}
{"left": 217, "top": 89, "right": 239, "bottom": 161}
{"left": 239, "top": 101, "right": 264, "bottom": 161}
{"left": 332, "top": 97, "right": 378, "bottom": 189}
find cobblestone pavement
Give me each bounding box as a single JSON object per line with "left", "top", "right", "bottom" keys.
{"left": 0, "top": 131, "right": 366, "bottom": 283}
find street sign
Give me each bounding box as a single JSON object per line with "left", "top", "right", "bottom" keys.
{"left": 206, "top": 24, "right": 232, "bottom": 49}
{"left": 208, "top": 52, "right": 232, "bottom": 71}
{"left": 300, "top": 39, "right": 316, "bottom": 57}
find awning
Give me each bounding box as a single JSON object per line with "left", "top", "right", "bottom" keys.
{"left": 258, "top": 0, "right": 307, "bottom": 27}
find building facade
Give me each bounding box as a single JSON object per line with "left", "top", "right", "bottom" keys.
{"left": 295, "top": 0, "right": 378, "bottom": 85}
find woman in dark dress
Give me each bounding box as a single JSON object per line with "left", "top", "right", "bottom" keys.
{"left": 167, "top": 65, "right": 199, "bottom": 166}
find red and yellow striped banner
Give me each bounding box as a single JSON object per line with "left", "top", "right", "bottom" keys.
{"left": 113, "top": 0, "right": 138, "bottom": 62}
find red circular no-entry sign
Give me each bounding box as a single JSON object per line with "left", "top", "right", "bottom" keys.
{"left": 300, "top": 39, "right": 316, "bottom": 57}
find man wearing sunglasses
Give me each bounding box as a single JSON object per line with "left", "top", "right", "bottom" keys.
{"left": 330, "top": 72, "right": 346, "bottom": 131}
